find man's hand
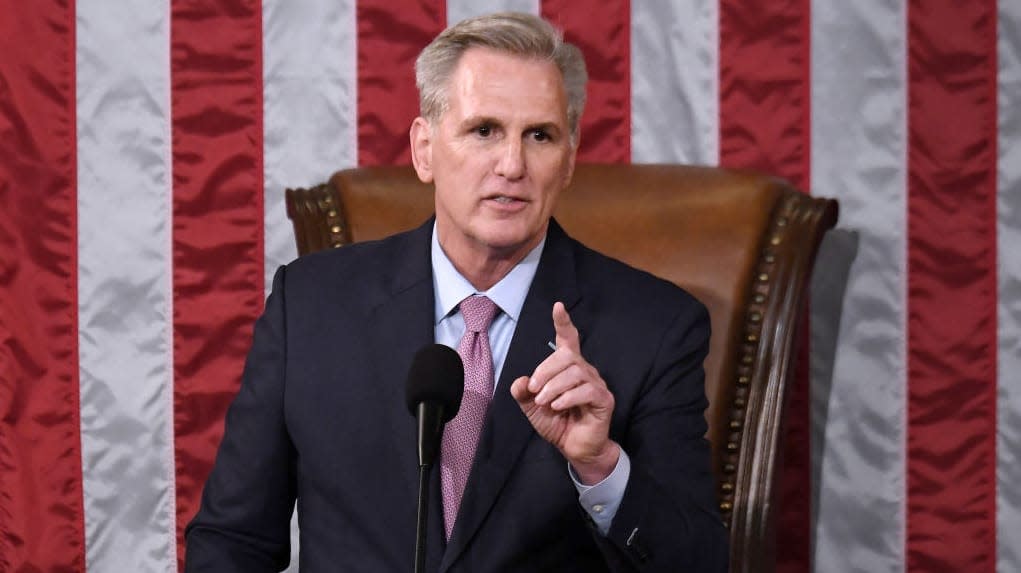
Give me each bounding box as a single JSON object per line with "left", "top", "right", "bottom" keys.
{"left": 510, "top": 302, "right": 620, "bottom": 485}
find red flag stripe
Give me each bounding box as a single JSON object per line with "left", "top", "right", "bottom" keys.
{"left": 0, "top": 0, "right": 84, "bottom": 570}
{"left": 357, "top": 0, "right": 446, "bottom": 166}
{"left": 718, "top": 1, "right": 811, "bottom": 185}
{"left": 541, "top": 0, "right": 631, "bottom": 164}
{"left": 170, "top": 1, "right": 265, "bottom": 567}
{"left": 906, "top": 2, "right": 999, "bottom": 571}
{"left": 717, "top": 1, "right": 812, "bottom": 571}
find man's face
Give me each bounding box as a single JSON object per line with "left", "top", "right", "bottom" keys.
{"left": 411, "top": 47, "right": 577, "bottom": 271}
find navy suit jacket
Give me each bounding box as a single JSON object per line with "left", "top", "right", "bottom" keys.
{"left": 185, "top": 219, "right": 728, "bottom": 572}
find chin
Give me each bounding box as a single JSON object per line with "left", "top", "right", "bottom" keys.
{"left": 479, "top": 231, "right": 542, "bottom": 256}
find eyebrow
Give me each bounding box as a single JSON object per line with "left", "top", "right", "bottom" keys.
{"left": 460, "top": 115, "right": 563, "bottom": 135}
{"left": 459, "top": 115, "right": 498, "bottom": 128}
{"left": 525, "top": 122, "right": 562, "bottom": 135}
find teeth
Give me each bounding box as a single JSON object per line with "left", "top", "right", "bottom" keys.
{"left": 494, "top": 196, "right": 512, "bottom": 203}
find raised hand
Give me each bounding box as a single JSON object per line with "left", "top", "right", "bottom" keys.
{"left": 509, "top": 302, "right": 620, "bottom": 484}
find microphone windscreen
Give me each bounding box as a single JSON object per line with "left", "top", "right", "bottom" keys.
{"left": 405, "top": 344, "right": 464, "bottom": 422}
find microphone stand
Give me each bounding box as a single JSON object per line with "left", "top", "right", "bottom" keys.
{"left": 414, "top": 402, "right": 443, "bottom": 573}
{"left": 415, "top": 464, "right": 430, "bottom": 573}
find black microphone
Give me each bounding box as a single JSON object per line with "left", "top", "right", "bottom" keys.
{"left": 404, "top": 344, "right": 463, "bottom": 573}
{"left": 405, "top": 344, "right": 464, "bottom": 468}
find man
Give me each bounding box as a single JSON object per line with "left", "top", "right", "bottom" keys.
{"left": 186, "top": 12, "right": 727, "bottom": 572}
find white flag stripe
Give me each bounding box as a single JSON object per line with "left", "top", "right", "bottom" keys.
{"left": 446, "top": 0, "right": 539, "bottom": 26}
{"left": 75, "top": 1, "right": 177, "bottom": 571}
{"left": 262, "top": 2, "right": 359, "bottom": 567}
{"left": 262, "top": 0, "right": 358, "bottom": 295}
{"left": 809, "top": 1, "right": 908, "bottom": 571}
{"left": 998, "top": 1, "right": 1021, "bottom": 571}
{"left": 630, "top": 0, "right": 718, "bottom": 165}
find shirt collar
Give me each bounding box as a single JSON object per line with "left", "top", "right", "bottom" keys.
{"left": 431, "top": 223, "right": 546, "bottom": 325}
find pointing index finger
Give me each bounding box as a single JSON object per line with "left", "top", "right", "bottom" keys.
{"left": 552, "top": 301, "right": 580, "bottom": 353}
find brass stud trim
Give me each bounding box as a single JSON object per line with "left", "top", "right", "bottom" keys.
{"left": 716, "top": 192, "right": 804, "bottom": 525}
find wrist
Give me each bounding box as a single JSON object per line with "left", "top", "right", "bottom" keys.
{"left": 571, "top": 441, "right": 621, "bottom": 485}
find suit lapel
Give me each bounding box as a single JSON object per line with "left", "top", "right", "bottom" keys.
{"left": 365, "top": 219, "right": 436, "bottom": 429}
{"left": 440, "top": 221, "right": 586, "bottom": 571}
{"left": 361, "top": 220, "right": 446, "bottom": 561}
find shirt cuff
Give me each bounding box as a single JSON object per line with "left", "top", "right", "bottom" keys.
{"left": 569, "top": 448, "right": 631, "bottom": 536}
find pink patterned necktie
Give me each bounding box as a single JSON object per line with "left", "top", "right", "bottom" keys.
{"left": 441, "top": 294, "right": 499, "bottom": 540}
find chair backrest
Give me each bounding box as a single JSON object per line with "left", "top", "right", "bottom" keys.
{"left": 286, "top": 164, "right": 838, "bottom": 573}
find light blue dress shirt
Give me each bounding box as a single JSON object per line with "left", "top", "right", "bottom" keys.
{"left": 430, "top": 225, "right": 630, "bottom": 535}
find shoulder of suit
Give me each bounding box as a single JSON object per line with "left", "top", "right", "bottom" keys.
{"left": 565, "top": 234, "right": 703, "bottom": 308}
{"left": 281, "top": 224, "right": 426, "bottom": 291}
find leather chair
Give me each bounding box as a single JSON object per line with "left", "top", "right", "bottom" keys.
{"left": 285, "top": 164, "right": 838, "bottom": 573}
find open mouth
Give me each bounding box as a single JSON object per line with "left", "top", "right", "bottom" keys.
{"left": 483, "top": 195, "right": 529, "bottom": 213}
{"left": 485, "top": 193, "right": 528, "bottom": 203}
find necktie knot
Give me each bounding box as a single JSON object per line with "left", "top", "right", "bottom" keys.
{"left": 459, "top": 295, "right": 499, "bottom": 333}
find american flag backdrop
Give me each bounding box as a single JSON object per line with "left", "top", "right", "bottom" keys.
{"left": 1, "top": 0, "right": 1018, "bottom": 571}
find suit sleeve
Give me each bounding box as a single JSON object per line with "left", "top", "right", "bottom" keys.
{"left": 595, "top": 300, "right": 729, "bottom": 572}
{"left": 184, "top": 265, "right": 295, "bottom": 572}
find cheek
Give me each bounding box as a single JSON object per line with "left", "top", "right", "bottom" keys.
{"left": 529, "top": 148, "right": 572, "bottom": 179}
{"left": 537, "top": 166, "right": 572, "bottom": 200}
{"left": 445, "top": 153, "right": 491, "bottom": 184}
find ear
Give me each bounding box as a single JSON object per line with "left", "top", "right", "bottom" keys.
{"left": 410, "top": 117, "right": 434, "bottom": 184}
{"left": 563, "top": 132, "right": 579, "bottom": 188}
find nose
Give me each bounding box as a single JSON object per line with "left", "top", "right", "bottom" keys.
{"left": 494, "top": 137, "right": 525, "bottom": 180}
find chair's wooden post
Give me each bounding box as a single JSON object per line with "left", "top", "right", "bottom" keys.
{"left": 725, "top": 189, "right": 837, "bottom": 573}
{"left": 285, "top": 183, "right": 349, "bottom": 255}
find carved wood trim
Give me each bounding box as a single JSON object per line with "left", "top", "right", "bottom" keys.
{"left": 723, "top": 189, "right": 838, "bottom": 573}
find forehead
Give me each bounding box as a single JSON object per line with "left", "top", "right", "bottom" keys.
{"left": 443, "top": 47, "right": 568, "bottom": 122}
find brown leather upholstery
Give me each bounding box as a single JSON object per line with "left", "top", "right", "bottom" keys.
{"left": 286, "top": 164, "right": 838, "bottom": 573}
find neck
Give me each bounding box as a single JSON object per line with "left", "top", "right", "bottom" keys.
{"left": 437, "top": 233, "right": 545, "bottom": 292}
{"left": 446, "top": 247, "right": 526, "bottom": 292}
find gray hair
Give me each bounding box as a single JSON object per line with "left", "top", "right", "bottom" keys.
{"left": 415, "top": 12, "right": 588, "bottom": 142}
